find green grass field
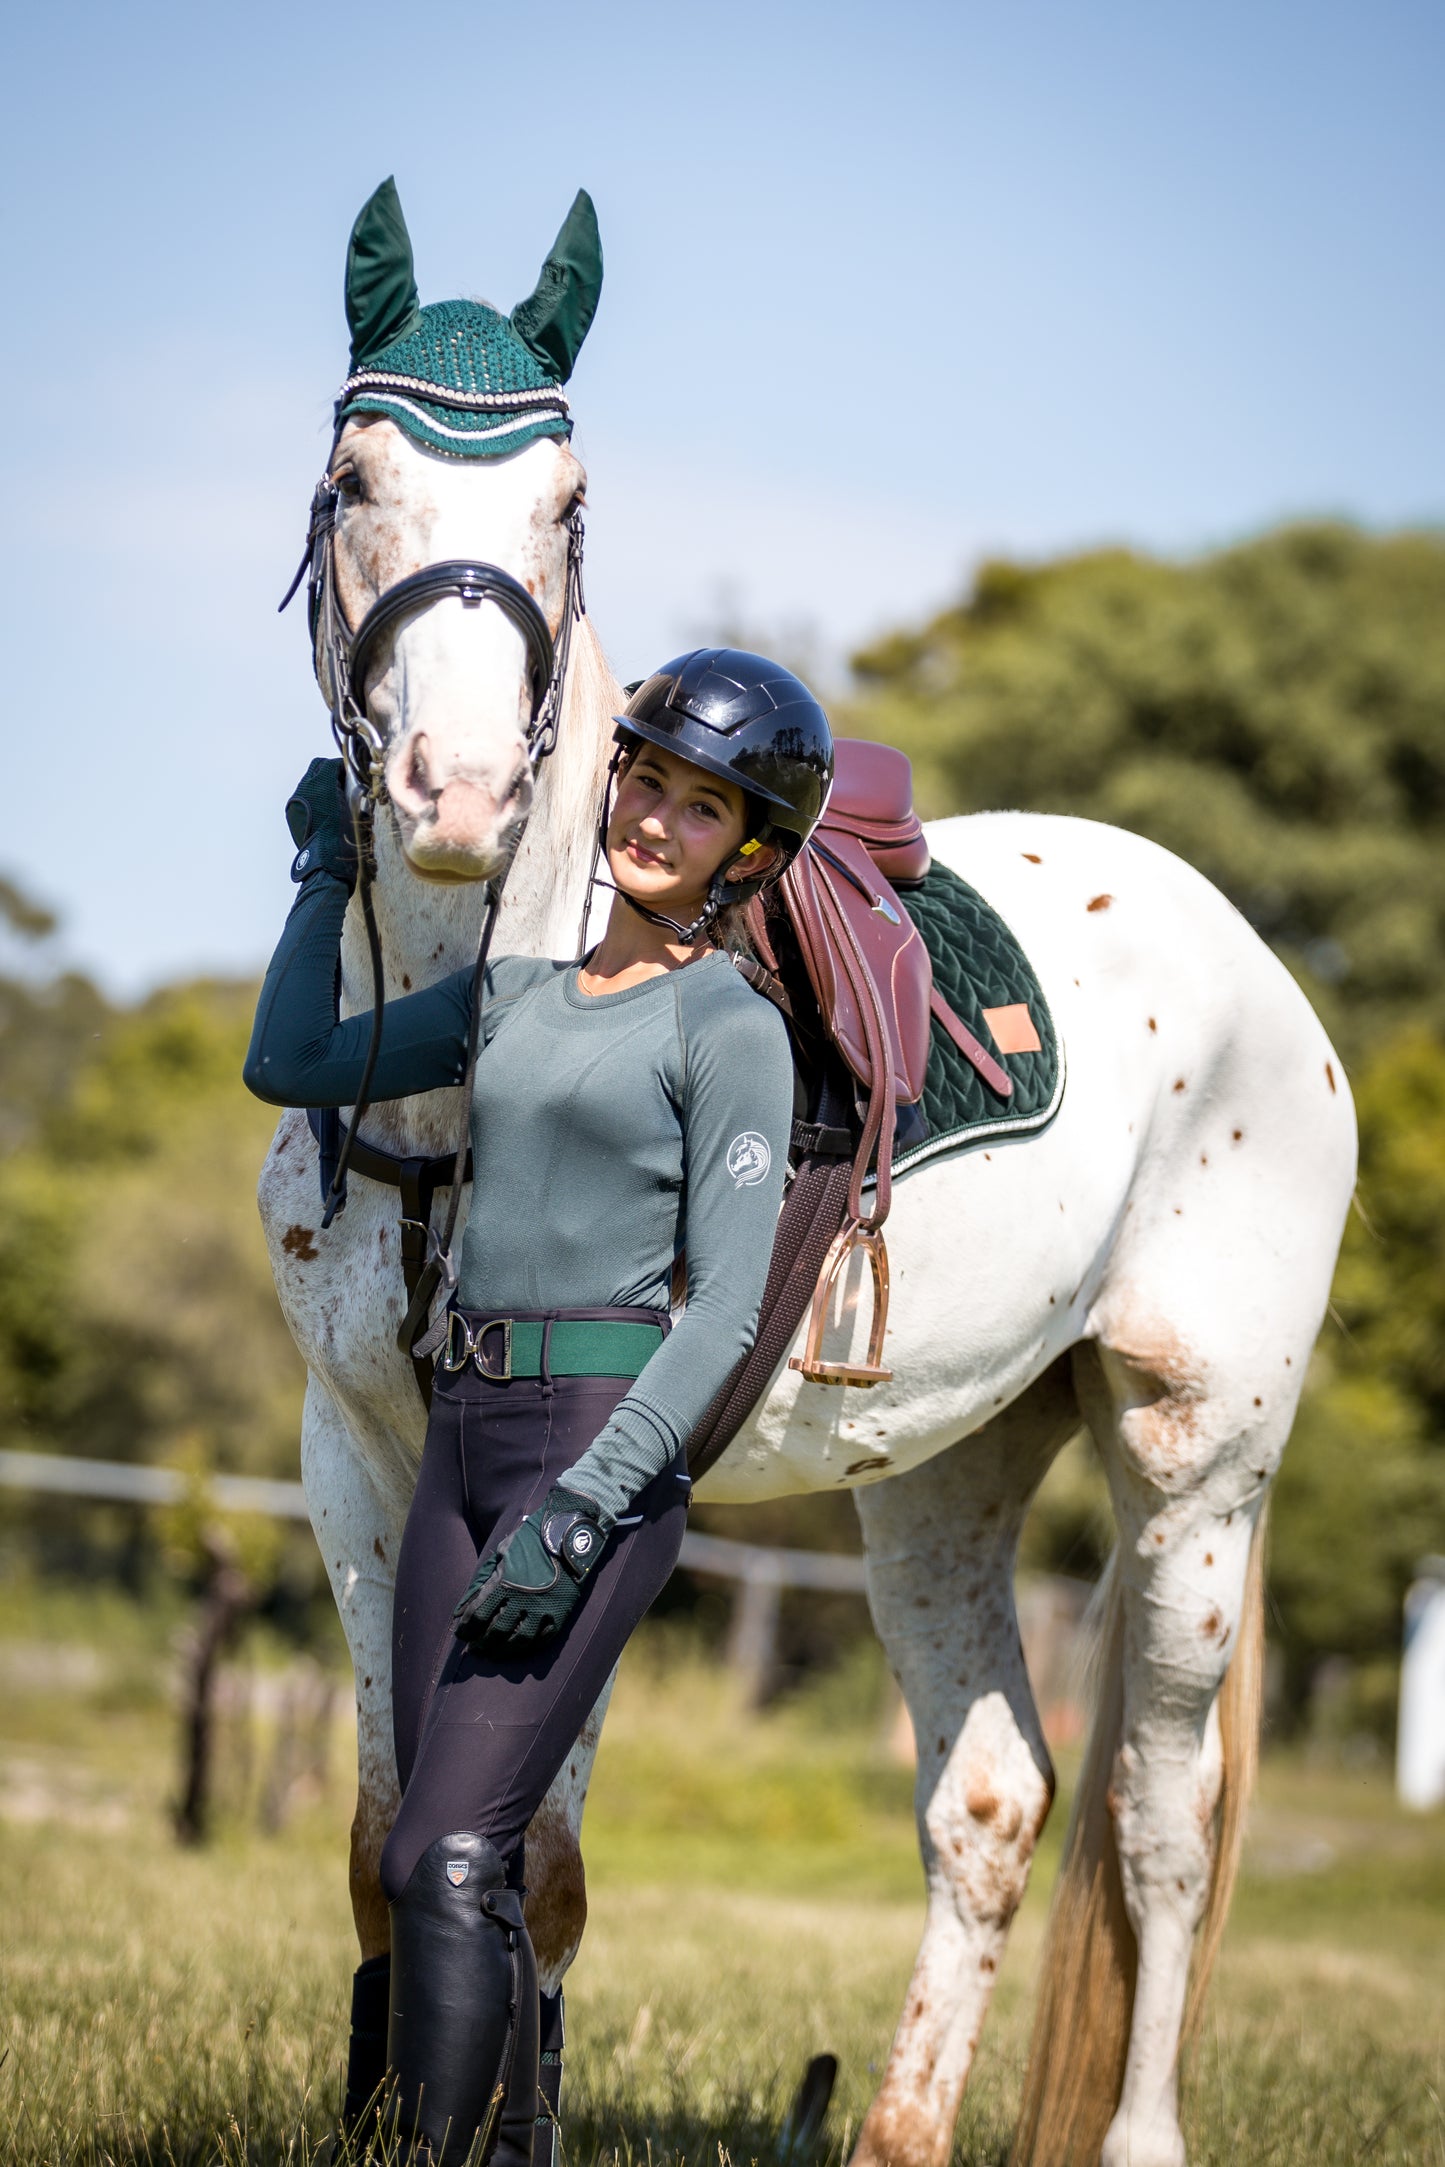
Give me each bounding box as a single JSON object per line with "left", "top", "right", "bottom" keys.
{"left": 2, "top": 1580, "right": 1443, "bottom": 2166}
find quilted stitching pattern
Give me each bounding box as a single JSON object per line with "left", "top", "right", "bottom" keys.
{"left": 893, "top": 863, "right": 1064, "bottom": 1171}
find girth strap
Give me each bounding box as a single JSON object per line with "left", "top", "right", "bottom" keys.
{"left": 305, "top": 1107, "right": 474, "bottom": 1408}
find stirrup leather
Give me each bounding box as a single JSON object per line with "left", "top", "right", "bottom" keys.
{"left": 789, "top": 1217, "right": 893, "bottom": 1388}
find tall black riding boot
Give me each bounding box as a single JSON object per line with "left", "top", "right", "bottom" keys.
{"left": 387, "top": 1830, "right": 540, "bottom": 2167}
{"left": 342, "top": 1952, "right": 392, "bottom": 2135}
{"left": 493, "top": 1897, "right": 540, "bottom": 2167}
{"left": 533, "top": 1991, "right": 564, "bottom": 2167}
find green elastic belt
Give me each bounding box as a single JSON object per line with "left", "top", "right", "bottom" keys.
{"left": 442, "top": 1314, "right": 662, "bottom": 1382}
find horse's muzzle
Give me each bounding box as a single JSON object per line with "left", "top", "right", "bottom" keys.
{"left": 395, "top": 756, "right": 533, "bottom": 882}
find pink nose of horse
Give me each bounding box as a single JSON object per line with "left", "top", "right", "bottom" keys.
{"left": 390, "top": 730, "right": 533, "bottom": 873}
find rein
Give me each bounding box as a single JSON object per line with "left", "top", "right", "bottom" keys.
{"left": 279, "top": 453, "right": 586, "bottom": 1384}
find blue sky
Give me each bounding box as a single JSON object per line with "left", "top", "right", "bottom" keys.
{"left": 3, "top": 0, "right": 1441, "bottom": 992}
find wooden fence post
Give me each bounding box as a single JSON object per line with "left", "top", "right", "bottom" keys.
{"left": 174, "top": 1531, "right": 253, "bottom": 1845}
{"left": 727, "top": 1562, "right": 783, "bottom": 1708}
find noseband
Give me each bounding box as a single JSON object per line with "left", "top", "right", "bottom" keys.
{"left": 350, "top": 560, "right": 554, "bottom": 725}
{"left": 278, "top": 452, "right": 587, "bottom": 1357}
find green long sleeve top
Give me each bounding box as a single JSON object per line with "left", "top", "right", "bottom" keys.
{"left": 244, "top": 873, "right": 793, "bottom": 1518}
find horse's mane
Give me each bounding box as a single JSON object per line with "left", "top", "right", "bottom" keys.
{"left": 493, "top": 612, "right": 623, "bottom": 961}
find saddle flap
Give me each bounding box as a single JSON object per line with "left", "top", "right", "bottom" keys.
{"left": 782, "top": 833, "right": 933, "bottom": 1106}
{"left": 824, "top": 740, "right": 931, "bottom": 885}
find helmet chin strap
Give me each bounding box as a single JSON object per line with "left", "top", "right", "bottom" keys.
{"left": 619, "top": 864, "right": 732, "bottom": 943}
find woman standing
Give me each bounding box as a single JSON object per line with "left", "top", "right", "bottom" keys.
{"left": 246, "top": 649, "right": 833, "bottom": 2165}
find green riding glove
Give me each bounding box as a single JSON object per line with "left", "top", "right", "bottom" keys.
{"left": 285, "top": 756, "right": 359, "bottom": 891}
{"left": 453, "top": 1486, "right": 614, "bottom": 1652}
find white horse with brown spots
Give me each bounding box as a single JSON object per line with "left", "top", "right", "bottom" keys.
{"left": 258, "top": 229, "right": 1356, "bottom": 2167}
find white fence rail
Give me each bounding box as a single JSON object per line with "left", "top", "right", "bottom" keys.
{"left": 0, "top": 1448, "right": 1092, "bottom": 1742}
{"left": 0, "top": 1446, "right": 867, "bottom": 1703}
{"left": 0, "top": 1448, "right": 317, "bottom": 1523}
{"left": 0, "top": 1446, "right": 868, "bottom": 1594}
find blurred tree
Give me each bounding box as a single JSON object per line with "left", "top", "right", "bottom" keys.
{"left": 1332, "top": 1028, "right": 1445, "bottom": 1431}
{"left": 0, "top": 868, "right": 109, "bottom": 1157}
{"left": 846, "top": 523, "right": 1445, "bottom": 1069}
{"left": 1265, "top": 1027, "right": 1445, "bottom": 1716}
{"left": 0, "top": 894, "right": 306, "bottom": 1479}
{"left": 0, "top": 873, "right": 57, "bottom": 940}
{"left": 1271, "top": 1373, "right": 1445, "bottom": 1715}
{"left": 0, "top": 973, "right": 111, "bottom": 1155}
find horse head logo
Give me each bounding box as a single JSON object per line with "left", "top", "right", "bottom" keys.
{"left": 726, "top": 1131, "right": 772, "bottom": 1189}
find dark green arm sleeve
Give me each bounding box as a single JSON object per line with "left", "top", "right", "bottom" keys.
{"left": 243, "top": 874, "right": 473, "bottom": 1106}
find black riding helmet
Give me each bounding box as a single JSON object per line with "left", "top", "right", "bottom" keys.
{"left": 608, "top": 647, "right": 835, "bottom": 939}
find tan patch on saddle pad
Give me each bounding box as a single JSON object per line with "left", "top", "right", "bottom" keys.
{"left": 982, "top": 1003, "right": 1042, "bottom": 1055}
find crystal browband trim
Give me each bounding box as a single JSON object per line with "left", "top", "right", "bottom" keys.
{"left": 340, "top": 371, "right": 572, "bottom": 417}
{"left": 339, "top": 395, "right": 569, "bottom": 445}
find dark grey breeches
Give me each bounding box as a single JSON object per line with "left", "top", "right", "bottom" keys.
{"left": 380, "top": 1314, "right": 688, "bottom": 1903}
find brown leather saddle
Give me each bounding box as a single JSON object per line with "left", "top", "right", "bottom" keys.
{"left": 704, "top": 739, "right": 1011, "bottom": 1415}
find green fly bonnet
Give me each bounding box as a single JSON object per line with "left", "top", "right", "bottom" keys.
{"left": 337, "top": 177, "right": 602, "bottom": 459}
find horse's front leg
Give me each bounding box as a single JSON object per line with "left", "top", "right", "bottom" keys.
{"left": 299, "top": 1373, "right": 407, "bottom": 1959}
{"left": 849, "top": 1361, "right": 1078, "bottom": 2167}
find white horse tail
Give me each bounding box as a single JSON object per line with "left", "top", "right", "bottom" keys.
{"left": 1010, "top": 1556, "right": 1130, "bottom": 2167}
{"left": 1183, "top": 1499, "right": 1266, "bottom": 2045}
{"left": 1011, "top": 1510, "right": 1267, "bottom": 2165}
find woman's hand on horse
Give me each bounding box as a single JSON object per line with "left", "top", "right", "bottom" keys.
{"left": 285, "top": 756, "right": 359, "bottom": 892}
{"left": 452, "top": 1485, "right": 614, "bottom": 1651}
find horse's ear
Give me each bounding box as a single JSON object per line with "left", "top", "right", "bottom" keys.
{"left": 510, "top": 189, "right": 603, "bottom": 384}
{"left": 346, "top": 177, "right": 422, "bottom": 369}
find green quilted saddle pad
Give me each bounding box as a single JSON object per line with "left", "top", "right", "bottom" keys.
{"left": 894, "top": 861, "right": 1065, "bottom": 1173}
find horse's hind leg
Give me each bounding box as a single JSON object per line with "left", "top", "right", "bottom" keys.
{"left": 849, "top": 1360, "right": 1079, "bottom": 2167}
{"left": 1019, "top": 1312, "right": 1293, "bottom": 2167}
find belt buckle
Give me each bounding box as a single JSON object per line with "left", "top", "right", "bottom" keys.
{"left": 475, "top": 1319, "right": 512, "bottom": 1382}
{"left": 443, "top": 1311, "right": 472, "bottom": 1373}
{"left": 444, "top": 1313, "right": 512, "bottom": 1380}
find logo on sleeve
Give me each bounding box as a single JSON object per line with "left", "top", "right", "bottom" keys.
{"left": 726, "top": 1131, "right": 772, "bottom": 1188}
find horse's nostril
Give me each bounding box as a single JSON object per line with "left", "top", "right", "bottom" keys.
{"left": 406, "top": 733, "right": 435, "bottom": 804}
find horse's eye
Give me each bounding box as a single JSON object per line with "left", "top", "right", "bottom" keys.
{"left": 332, "top": 467, "right": 363, "bottom": 501}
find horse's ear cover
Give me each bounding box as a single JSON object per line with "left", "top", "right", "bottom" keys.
{"left": 346, "top": 177, "right": 423, "bottom": 369}
{"left": 510, "top": 190, "right": 603, "bottom": 384}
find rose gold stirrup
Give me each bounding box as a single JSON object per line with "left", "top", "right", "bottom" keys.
{"left": 789, "top": 1218, "right": 893, "bottom": 1388}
